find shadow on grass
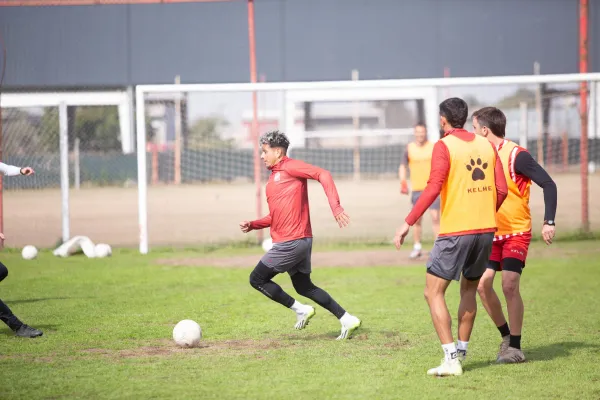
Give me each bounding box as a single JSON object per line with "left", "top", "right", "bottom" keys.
{"left": 3, "top": 297, "right": 75, "bottom": 305}
{"left": 466, "top": 341, "right": 600, "bottom": 371}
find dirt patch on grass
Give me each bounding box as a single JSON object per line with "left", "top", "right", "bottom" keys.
{"left": 157, "top": 241, "right": 600, "bottom": 269}
{"left": 79, "top": 338, "right": 298, "bottom": 359}
{"left": 157, "top": 249, "right": 424, "bottom": 269}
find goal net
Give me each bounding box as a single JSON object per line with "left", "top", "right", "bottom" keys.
{"left": 135, "top": 73, "right": 600, "bottom": 253}
{"left": 0, "top": 91, "right": 134, "bottom": 249}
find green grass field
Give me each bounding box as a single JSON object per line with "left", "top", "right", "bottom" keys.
{"left": 1, "top": 241, "right": 599, "bottom": 399}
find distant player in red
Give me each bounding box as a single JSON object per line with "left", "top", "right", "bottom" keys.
{"left": 240, "top": 131, "right": 362, "bottom": 340}
{"left": 472, "top": 107, "right": 557, "bottom": 364}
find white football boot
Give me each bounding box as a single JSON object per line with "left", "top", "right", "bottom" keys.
{"left": 427, "top": 358, "right": 463, "bottom": 377}
{"left": 294, "top": 305, "right": 316, "bottom": 330}
{"left": 336, "top": 313, "right": 362, "bottom": 340}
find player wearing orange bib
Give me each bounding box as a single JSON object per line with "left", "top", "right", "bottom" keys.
{"left": 472, "top": 107, "right": 557, "bottom": 364}
{"left": 394, "top": 98, "right": 508, "bottom": 376}
{"left": 399, "top": 123, "right": 440, "bottom": 259}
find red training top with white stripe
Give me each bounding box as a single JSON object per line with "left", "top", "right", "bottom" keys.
{"left": 249, "top": 157, "right": 344, "bottom": 243}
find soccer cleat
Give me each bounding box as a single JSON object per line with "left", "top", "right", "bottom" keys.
{"left": 409, "top": 249, "right": 422, "bottom": 259}
{"left": 14, "top": 324, "right": 43, "bottom": 338}
{"left": 294, "top": 306, "right": 315, "bottom": 330}
{"left": 457, "top": 349, "right": 467, "bottom": 362}
{"left": 427, "top": 358, "right": 463, "bottom": 377}
{"left": 497, "top": 335, "right": 510, "bottom": 359}
{"left": 497, "top": 347, "right": 526, "bottom": 364}
{"left": 336, "top": 314, "right": 361, "bottom": 340}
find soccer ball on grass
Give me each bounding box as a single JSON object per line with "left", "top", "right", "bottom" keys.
{"left": 172, "top": 319, "right": 202, "bottom": 348}
{"left": 94, "top": 243, "right": 112, "bottom": 258}
{"left": 22, "top": 245, "right": 38, "bottom": 260}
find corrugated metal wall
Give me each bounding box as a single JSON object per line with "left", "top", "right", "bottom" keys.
{"left": 0, "top": 0, "right": 596, "bottom": 88}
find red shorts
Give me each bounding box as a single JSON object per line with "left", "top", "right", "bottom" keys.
{"left": 490, "top": 231, "right": 532, "bottom": 268}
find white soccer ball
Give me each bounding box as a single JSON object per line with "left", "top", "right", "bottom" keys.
{"left": 94, "top": 243, "right": 112, "bottom": 258}
{"left": 21, "top": 245, "right": 38, "bottom": 260}
{"left": 173, "top": 319, "right": 202, "bottom": 348}
{"left": 262, "top": 238, "right": 273, "bottom": 252}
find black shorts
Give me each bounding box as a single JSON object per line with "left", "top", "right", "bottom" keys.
{"left": 426, "top": 233, "right": 494, "bottom": 281}
{"left": 260, "top": 238, "right": 312, "bottom": 276}
{"left": 411, "top": 191, "right": 440, "bottom": 211}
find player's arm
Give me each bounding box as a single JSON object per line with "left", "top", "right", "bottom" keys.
{"left": 492, "top": 145, "right": 508, "bottom": 211}
{"left": 285, "top": 159, "right": 349, "bottom": 227}
{"left": 248, "top": 215, "right": 272, "bottom": 231}
{"left": 394, "top": 142, "right": 448, "bottom": 249}
{"left": 285, "top": 159, "right": 344, "bottom": 216}
{"left": 399, "top": 150, "right": 409, "bottom": 194}
{"left": 404, "top": 141, "right": 449, "bottom": 225}
{"left": 0, "top": 162, "right": 34, "bottom": 177}
{"left": 240, "top": 214, "right": 271, "bottom": 233}
{"left": 513, "top": 150, "right": 557, "bottom": 223}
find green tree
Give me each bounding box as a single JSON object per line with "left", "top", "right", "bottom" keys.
{"left": 4, "top": 108, "right": 57, "bottom": 155}
{"left": 497, "top": 88, "right": 536, "bottom": 109}
{"left": 187, "top": 116, "right": 233, "bottom": 149}
{"left": 74, "top": 106, "right": 121, "bottom": 152}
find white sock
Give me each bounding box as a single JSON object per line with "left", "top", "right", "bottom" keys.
{"left": 339, "top": 312, "right": 352, "bottom": 324}
{"left": 290, "top": 300, "right": 306, "bottom": 313}
{"left": 441, "top": 342, "right": 458, "bottom": 362}
{"left": 457, "top": 340, "right": 469, "bottom": 353}
{"left": 413, "top": 242, "right": 422, "bottom": 251}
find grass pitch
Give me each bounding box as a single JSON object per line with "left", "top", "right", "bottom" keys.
{"left": 1, "top": 241, "right": 599, "bottom": 399}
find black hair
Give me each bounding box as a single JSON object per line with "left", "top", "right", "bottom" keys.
{"left": 439, "top": 97, "right": 468, "bottom": 129}
{"left": 259, "top": 130, "right": 290, "bottom": 150}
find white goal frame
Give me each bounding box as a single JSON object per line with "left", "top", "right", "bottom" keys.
{"left": 135, "top": 73, "right": 600, "bottom": 254}
{"left": 1, "top": 90, "right": 132, "bottom": 243}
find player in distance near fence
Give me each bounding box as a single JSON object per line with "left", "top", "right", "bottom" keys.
{"left": 399, "top": 122, "right": 440, "bottom": 259}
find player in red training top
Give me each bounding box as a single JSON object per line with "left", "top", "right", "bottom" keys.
{"left": 240, "top": 131, "right": 362, "bottom": 340}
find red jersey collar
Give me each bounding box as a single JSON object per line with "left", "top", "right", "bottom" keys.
{"left": 269, "top": 156, "right": 289, "bottom": 170}
{"left": 443, "top": 128, "right": 469, "bottom": 137}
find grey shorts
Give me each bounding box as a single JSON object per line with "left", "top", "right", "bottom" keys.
{"left": 260, "top": 238, "right": 312, "bottom": 276}
{"left": 426, "top": 233, "right": 494, "bottom": 281}
{"left": 411, "top": 191, "right": 440, "bottom": 210}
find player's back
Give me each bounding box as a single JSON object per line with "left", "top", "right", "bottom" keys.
{"left": 496, "top": 140, "right": 532, "bottom": 236}
{"left": 439, "top": 133, "right": 498, "bottom": 236}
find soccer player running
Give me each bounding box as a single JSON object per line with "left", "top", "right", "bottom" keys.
{"left": 399, "top": 123, "right": 440, "bottom": 259}
{"left": 394, "top": 98, "right": 508, "bottom": 376}
{"left": 0, "top": 163, "right": 43, "bottom": 338}
{"left": 240, "top": 131, "right": 361, "bottom": 340}
{"left": 472, "top": 107, "right": 557, "bottom": 363}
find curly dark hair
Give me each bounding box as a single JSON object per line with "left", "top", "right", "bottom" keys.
{"left": 259, "top": 130, "right": 290, "bottom": 150}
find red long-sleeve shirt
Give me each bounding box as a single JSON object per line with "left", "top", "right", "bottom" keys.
{"left": 406, "top": 129, "right": 508, "bottom": 226}
{"left": 249, "top": 157, "right": 344, "bottom": 243}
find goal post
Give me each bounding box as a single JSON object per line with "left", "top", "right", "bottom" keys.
{"left": 135, "top": 72, "right": 600, "bottom": 254}
{"left": 0, "top": 90, "right": 133, "bottom": 247}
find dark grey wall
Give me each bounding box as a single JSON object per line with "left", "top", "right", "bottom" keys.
{"left": 0, "top": 0, "right": 597, "bottom": 88}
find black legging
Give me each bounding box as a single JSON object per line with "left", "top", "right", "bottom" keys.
{"left": 0, "top": 262, "right": 23, "bottom": 330}
{"left": 249, "top": 262, "right": 346, "bottom": 319}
